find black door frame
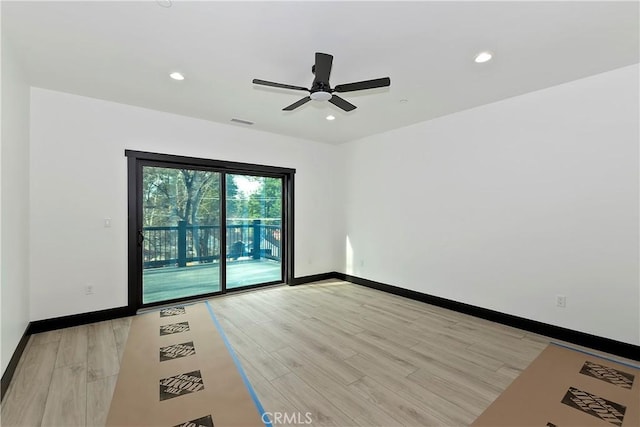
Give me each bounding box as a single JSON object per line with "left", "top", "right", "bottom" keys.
{"left": 126, "top": 150, "right": 295, "bottom": 312}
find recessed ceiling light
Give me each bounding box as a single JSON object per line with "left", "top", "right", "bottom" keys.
{"left": 326, "top": 115, "right": 336, "bottom": 121}
{"left": 169, "top": 72, "right": 184, "bottom": 81}
{"left": 474, "top": 51, "right": 493, "bottom": 63}
{"left": 156, "top": 0, "right": 172, "bottom": 8}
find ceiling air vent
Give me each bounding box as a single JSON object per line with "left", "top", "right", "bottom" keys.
{"left": 230, "top": 118, "right": 254, "bottom": 126}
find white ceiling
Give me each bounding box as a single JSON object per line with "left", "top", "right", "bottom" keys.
{"left": 3, "top": 1, "right": 638, "bottom": 144}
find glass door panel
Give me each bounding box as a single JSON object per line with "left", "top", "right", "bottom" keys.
{"left": 141, "top": 166, "right": 221, "bottom": 303}
{"left": 226, "top": 174, "right": 283, "bottom": 289}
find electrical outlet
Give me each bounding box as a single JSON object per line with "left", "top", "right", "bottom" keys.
{"left": 556, "top": 295, "right": 566, "bottom": 308}
{"left": 85, "top": 285, "right": 94, "bottom": 295}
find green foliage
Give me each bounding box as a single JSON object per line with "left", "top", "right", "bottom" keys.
{"left": 143, "top": 167, "right": 282, "bottom": 227}
{"left": 142, "top": 167, "right": 220, "bottom": 226}
{"left": 246, "top": 176, "right": 282, "bottom": 224}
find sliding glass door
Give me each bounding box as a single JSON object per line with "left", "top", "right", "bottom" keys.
{"left": 226, "top": 174, "right": 283, "bottom": 289}
{"left": 141, "top": 166, "right": 221, "bottom": 304}
{"left": 128, "top": 151, "right": 293, "bottom": 310}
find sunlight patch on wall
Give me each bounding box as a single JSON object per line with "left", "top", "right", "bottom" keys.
{"left": 346, "top": 235, "right": 354, "bottom": 275}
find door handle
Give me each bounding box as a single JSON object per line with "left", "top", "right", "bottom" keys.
{"left": 138, "top": 230, "right": 145, "bottom": 246}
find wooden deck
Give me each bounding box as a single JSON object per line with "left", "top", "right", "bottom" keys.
{"left": 142, "top": 259, "right": 281, "bottom": 303}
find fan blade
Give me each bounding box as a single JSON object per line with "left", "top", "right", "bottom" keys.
{"left": 283, "top": 96, "right": 312, "bottom": 111}
{"left": 328, "top": 95, "right": 356, "bottom": 112}
{"left": 313, "top": 53, "right": 333, "bottom": 84}
{"left": 252, "top": 79, "right": 309, "bottom": 92}
{"left": 334, "top": 77, "right": 391, "bottom": 93}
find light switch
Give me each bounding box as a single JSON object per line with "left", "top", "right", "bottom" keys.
{"left": 104, "top": 218, "right": 112, "bottom": 228}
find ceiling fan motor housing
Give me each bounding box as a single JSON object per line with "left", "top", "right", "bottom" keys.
{"left": 310, "top": 91, "right": 332, "bottom": 101}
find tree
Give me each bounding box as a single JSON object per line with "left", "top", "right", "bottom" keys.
{"left": 247, "top": 177, "right": 282, "bottom": 223}
{"left": 142, "top": 167, "right": 220, "bottom": 227}
{"left": 142, "top": 168, "right": 283, "bottom": 264}
{"left": 143, "top": 167, "right": 220, "bottom": 261}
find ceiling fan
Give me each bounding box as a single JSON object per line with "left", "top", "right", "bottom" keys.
{"left": 252, "top": 52, "right": 391, "bottom": 112}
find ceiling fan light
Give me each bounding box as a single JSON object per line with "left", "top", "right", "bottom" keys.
{"left": 474, "top": 51, "right": 493, "bottom": 63}
{"left": 310, "top": 91, "right": 332, "bottom": 101}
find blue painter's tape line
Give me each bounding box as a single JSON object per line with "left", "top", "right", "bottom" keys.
{"left": 205, "top": 301, "right": 272, "bottom": 427}
{"left": 550, "top": 341, "right": 640, "bottom": 370}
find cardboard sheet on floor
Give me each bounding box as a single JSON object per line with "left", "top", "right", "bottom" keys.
{"left": 106, "top": 303, "right": 265, "bottom": 427}
{"left": 473, "top": 343, "right": 639, "bottom": 426}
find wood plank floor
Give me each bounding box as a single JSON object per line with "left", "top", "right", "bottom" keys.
{"left": 1, "top": 280, "right": 632, "bottom": 426}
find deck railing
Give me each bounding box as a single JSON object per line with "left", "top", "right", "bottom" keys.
{"left": 143, "top": 220, "right": 281, "bottom": 268}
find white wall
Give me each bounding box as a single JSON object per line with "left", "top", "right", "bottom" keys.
{"left": 29, "top": 88, "right": 342, "bottom": 321}
{"left": 1, "top": 36, "right": 31, "bottom": 374}
{"left": 340, "top": 65, "right": 639, "bottom": 345}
